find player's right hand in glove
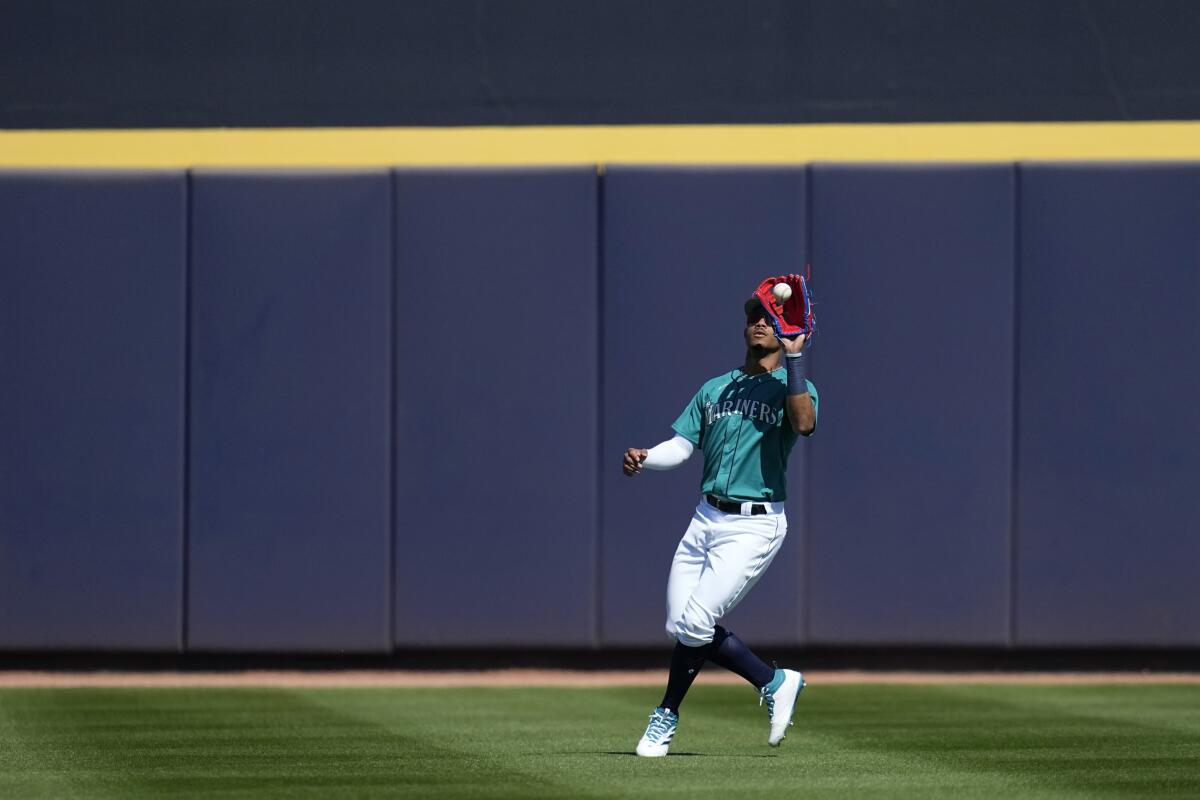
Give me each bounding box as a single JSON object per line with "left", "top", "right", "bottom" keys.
{"left": 623, "top": 448, "right": 648, "bottom": 476}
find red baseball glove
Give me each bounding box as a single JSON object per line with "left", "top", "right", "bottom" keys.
{"left": 751, "top": 271, "right": 815, "bottom": 340}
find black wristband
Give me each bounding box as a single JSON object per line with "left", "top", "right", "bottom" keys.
{"left": 785, "top": 352, "right": 808, "bottom": 395}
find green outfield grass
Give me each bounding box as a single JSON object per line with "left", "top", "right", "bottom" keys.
{"left": 1, "top": 683, "right": 1198, "bottom": 798}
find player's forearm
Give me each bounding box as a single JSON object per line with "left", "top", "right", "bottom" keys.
{"left": 643, "top": 435, "right": 695, "bottom": 470}
{"left": 784, "top": 351, "right": 815, "bottom": 435}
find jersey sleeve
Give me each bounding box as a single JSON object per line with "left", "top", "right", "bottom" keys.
{"left": 670, "top": 389, "right": 705, "bottom": 445}
{"left": 801, "top": 379, "right": 820, "bottom": 437}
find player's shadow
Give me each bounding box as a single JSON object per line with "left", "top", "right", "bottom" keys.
{"left": 601, "top": 751, "right": 701, "bottom": 757}
{"left": 595, "top": 751, "right": 776, "bottom": 758}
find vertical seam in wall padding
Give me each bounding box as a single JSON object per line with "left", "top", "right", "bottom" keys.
{"left": 1008, "top": 163, "right": 1022, "bottom": 648}
{"left": 801, "top": 164, "right": 813, "bottom": 644}
{"left": 593, "top": 164, "right": 605, "bottom": 648}
{"left": 181, "top": 170, "right": 193, "bottom": 652}
{"left": 388, "top": 171, "right": 399, "bottom": 651}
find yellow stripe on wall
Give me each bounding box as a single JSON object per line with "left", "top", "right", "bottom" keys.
{"left": 2, "top": 122, "right": 1200, "bottom": 167}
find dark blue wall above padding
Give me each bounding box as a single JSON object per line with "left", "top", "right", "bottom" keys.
{"left": 6, "top": 1, "right": 1200, "bottom": 127}
{"left": 1015, "top": 163, "right": 1200, "bottom": 646}
{"left": 600, "top": 167, "right": 809, "bottom": 647}
{"left": 188, "top": 171, "right": 393, "bottom": 652}
{"left": 392, "top": 168, "right": 598, "bottom": 647}
{"left": 806, "top": 164, "right": 1015, "bottom": 646}
{"left": 0, "top": 171, "right": 186, "bottom": 650}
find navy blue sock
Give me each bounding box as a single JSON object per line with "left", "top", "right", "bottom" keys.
{"left": 659, "top": 640, "right": 714, "bottom": 713}
{"left": 707, "top": 625, "right": 776, "bottom": 689}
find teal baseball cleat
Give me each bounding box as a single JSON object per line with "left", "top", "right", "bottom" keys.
{"left": 635, "top": 706, "right": 678, "bottom": 757}
{"left": 760, "top": 669, "right": 805, "bottom": 746}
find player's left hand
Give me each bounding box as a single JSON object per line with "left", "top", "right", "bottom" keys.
{"left": 778, "top": 332, "right": 807, "bottom": 355}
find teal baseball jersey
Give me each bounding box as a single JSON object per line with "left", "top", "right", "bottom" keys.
{"left": 671, "top": 366, "right": 818, "bottom": 502}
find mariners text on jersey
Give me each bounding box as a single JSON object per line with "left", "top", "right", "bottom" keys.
{"left": 705, "top": 396, "right": 782, "bottom": 426}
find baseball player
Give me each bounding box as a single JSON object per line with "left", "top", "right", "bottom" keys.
{"left": 623, "top": 279, "right": 818, "bottom": 757}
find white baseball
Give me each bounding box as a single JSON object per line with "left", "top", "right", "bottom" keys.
{"left": 772, "top": 283, "right": 793, "bottom": 303}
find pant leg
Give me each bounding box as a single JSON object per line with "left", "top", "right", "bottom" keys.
{"left": 670, "top": 510, "right": 787, "bottom": 646}
{"left": 663, "top": 503, "right": 710, "bottom": 640}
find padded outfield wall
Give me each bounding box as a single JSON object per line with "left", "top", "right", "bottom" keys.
{"left": 1, "top": 164, "right": 1197, "bottom": 652}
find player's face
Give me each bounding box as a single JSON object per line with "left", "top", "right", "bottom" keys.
{"left": 744, "top": 308, "right": 781, "bottom": 352}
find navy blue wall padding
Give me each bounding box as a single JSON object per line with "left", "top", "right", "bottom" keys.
{"left": 392, "top": 169, "right": 598, "bottom": 646}
{"left": 188, "top": 171, "right": 392, "bottom": 652}
{"left": 0, "top": 171, "right": 186, "bottom": 650}
{"left": 601, "top": 167, "right": 809, "bottom": 646}
{"left": 806, "top": 165, "right": 1015, "bottom": 645}
{"left": 1015, "top": 164, "right": 1200, "bottom": 646}
{"left": 7, "top": 162, "right": 1200, "bottom": 654}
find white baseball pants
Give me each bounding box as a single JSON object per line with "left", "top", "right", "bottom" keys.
{"left": 665, "top": 498, "right": 788, "bottom": 646}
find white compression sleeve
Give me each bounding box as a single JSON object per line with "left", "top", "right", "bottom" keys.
{"left": 642, "top": 434, "right": 695, "bottom": 470}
